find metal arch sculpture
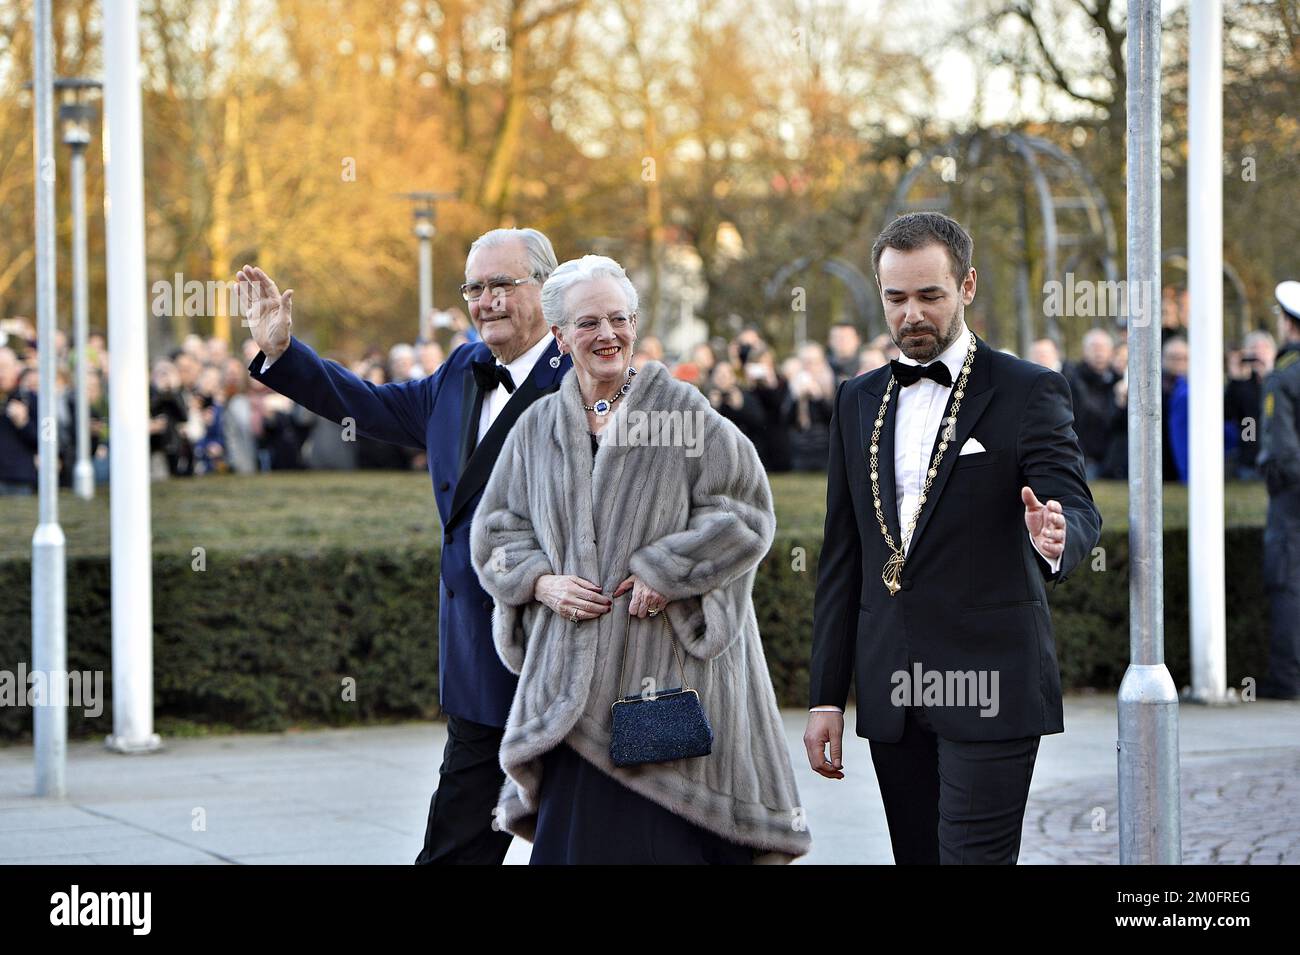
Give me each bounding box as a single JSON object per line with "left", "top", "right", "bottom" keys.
{"left": 878, "top": 129, "right": 1120, "bottom": 353}
{"left": 1161, "top": 247, "right": 1251, "bottom": 347}
{"left": 763, "top": 255, "right": 881, "bottom": 347}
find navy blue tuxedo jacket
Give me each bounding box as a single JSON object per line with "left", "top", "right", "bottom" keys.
{"left": 249, "top": 335, "right": 571, "bottom": 727}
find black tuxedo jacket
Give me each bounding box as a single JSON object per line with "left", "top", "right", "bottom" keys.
{"left": 808, "top": 335, "right": 1101, "bottom": 742}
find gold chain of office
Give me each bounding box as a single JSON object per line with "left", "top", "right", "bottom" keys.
{"left": 868, "top": 334, "right": 977, "bottom": 596}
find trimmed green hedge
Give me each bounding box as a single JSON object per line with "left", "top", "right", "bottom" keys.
{"left": 0, "top": 527, "right": 1269, "bottom": 741}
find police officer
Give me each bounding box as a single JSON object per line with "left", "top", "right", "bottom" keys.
{"left": 1257, "top": 280, "right": 1300, "bottom": 699}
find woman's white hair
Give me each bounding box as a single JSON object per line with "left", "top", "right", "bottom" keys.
{"left": 541, "top": 255, "right": 640, "bottom": 328}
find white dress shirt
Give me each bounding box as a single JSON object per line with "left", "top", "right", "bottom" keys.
{"left": 809, "top": 322, "right": 1061, "bottom": 714}
{"left": 260, "top": 332, "right": 556, "bottom": 444}
{"left": 477, "top": 333, "right": 553, "bottom": 442}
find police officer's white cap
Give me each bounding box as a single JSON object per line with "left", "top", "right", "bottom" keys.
{"left": 1278, "top": 280, "right": 1300, "bottom": 321}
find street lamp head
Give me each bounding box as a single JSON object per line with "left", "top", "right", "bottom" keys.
{"left": 59, "top": 101, "right": 95, "bottom": 147}
{"left": 397, "top": 190, "right": 457, "bottom": 227}
{"left": 53, "top": 78, "right": 101, "bottom": 150}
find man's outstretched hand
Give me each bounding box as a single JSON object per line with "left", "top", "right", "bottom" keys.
{"left": 1022, "top": 486, "right": 1067, "bottom": 561}
{"left": 236, "top": 265, "right": 293, "bottom": 362}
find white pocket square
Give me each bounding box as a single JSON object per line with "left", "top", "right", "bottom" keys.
{"left": 959, "top": 437, "right": 987, "bottom": 455}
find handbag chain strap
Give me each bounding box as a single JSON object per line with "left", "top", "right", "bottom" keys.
{"left": 615, "top": 596, "right": 692, "bottom": 701}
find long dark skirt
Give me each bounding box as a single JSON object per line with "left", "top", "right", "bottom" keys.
{"left": 528, "top": 742, "right": 755, "bottom": 865}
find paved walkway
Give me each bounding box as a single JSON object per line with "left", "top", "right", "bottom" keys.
{"left": 1, "top": 695, "right": 1295, "bottom": 864}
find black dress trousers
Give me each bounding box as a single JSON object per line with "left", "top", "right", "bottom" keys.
{"left": 867, "top": 704, "right": 1041, "bottom": 865}
{"left": 1261, "top": 497, "right": 1300, "bottom": 697}
{"left": 414, "top": 715, "right": 514, "bottom": 865}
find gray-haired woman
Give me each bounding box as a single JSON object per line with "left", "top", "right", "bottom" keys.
{"left": 470, "top": 255, "right": 811, "bottom": 864}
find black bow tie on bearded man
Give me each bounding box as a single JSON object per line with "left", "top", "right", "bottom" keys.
{"left": 472, "top": 360, "right": 515, "bottom": 394}
{"left": 890, "top": 358, "right": 953, "bottom": 388}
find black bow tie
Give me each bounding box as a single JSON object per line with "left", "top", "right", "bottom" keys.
{"left": 890, "top": 358, "right": 953, "bottom": 388}
{"left": 472, "top": 360, "right": 515, "bottom": 394}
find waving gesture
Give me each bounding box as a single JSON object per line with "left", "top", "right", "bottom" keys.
{"left": 236, "top": 265, "right": 293, "bottom": 361}
{"left": 1022, "top": 486, "right": 1067, "bottom": 561}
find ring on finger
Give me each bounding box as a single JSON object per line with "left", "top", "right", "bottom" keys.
{"left": 570, "top": 606, "right": 579, "bottom": 623}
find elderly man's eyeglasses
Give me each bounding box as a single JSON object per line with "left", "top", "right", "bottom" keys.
{"left": 460, "top": 275, "right": 535, "bottom": 302}
{"left": 574, "top": 313, "right": 635, "bottom": 333}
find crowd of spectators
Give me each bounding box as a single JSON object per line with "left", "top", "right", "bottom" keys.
{"left": 1051, "top": 286, "right": 1274, "bottom": 484}
{"left": 0, "top": 285, "right": 1277, "bottom": 492}
{"left": 0, "top": 314, "right": 454, "bottom": 491}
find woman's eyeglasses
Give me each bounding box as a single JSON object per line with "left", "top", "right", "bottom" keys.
{"left": 573, "top": 314, "right": 635, "bottom": 333}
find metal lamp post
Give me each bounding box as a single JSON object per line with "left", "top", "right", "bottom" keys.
{"left": 1186, "top": 0, "right": 1228, "bottom": 705}
{"left": 56, "top": 78, "right": 102, "bottom": 501}
{"left": 30, "top": 0, "right": 67, "bottom": 798}
{"left": 414, "top": 212, "right": 434, "bottom": 343}
{"left": 102, "top": 0, "right": 160, "bottom": 755}
{"left": 1118, "top": 0, "right": 1182, "bottom": 864}
{"left": 399, "top": 192, "right": 454, "bottom": 342}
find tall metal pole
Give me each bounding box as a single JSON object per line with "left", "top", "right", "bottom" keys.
{"left": 30, "top": 0, "right": 67, "bottom": 798}
{"left": 102, "top": 0, "right": 160, "bottom": 754}
{"left": 1118, "top": 0, "right": 1181, "bottom": 864}
{"left": 399, "top": 192, "right": 454, "bottom": 341}
{"left": 71, "top": 139, "right": 94, "bottom": 500}
{"left": 1187, "top": 0, "right": 1227, "bottom": 703}
{"left": 1016, "top": 189, "right": 1033, "bottom": 358}
{"left": 417, "top": 224, "right": 433, "bottom": 342}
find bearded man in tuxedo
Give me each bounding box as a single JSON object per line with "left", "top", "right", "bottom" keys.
{"left": 803, "top": 212, "right": 1101, "bottom": 864}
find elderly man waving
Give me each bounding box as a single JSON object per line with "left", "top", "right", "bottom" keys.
{"left": 237, "top": 228, "right": 571, "bottom": 864}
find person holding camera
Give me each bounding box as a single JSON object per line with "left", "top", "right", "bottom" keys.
{"left": 1226, "top": 330, "right": 1277, "bottom": 481}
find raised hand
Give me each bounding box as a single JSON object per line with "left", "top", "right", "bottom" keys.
{"left": 1022, "top": 486, "right": 1067, "bottom": 560}
{"left": 236, "top": 265, "right": 293, "bottom": 361}
{"left": 5, "top": 398, "right": 29, "bottom": 429}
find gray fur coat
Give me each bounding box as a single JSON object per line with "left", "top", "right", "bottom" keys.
{"left": 470, "top": 359, "right": 811, "bottom": 861}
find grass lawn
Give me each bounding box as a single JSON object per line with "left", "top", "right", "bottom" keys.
{"left": 0, "top": 471, "right": 1269, "bottom": 563}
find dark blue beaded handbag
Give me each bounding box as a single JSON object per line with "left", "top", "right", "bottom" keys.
{"left": 609, "top": 606, "right": 713, "bottom": 768}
